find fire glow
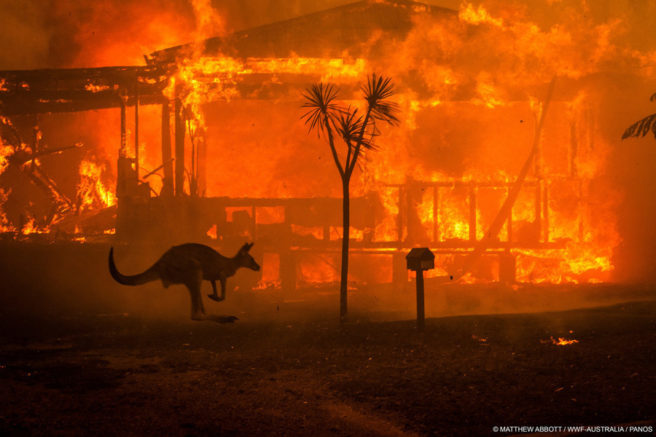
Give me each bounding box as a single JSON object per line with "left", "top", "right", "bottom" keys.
{"left": 1, "top": 0, "right": 653, "bottom": 286}
{"left": 543, "top": 336, "right": 579, "bottom": 346}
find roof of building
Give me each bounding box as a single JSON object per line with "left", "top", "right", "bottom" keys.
{"left": 148, "top": 0, "right": 456, "bottom": 64}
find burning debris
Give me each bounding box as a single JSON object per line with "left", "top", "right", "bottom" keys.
{"left": 541, "top": 336, "right": 580, "bottom": 346}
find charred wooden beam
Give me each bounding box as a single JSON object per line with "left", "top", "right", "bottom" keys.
{"left": 197, "top": 131, "right": 207, "bottom": 196}
{"left": 469, "top": 185, "right": 477, "bottom": 242}
{"left": 174, "top": 96, "right": 185, "bottom": 196}
{"left": 0, "top": 66, "right": 167, "bottom": 115}
{"left": 160, "top": 101, "right": 174, "bottom": 196}
{"left": 120, "top": 100, "right": 127, "bottom": 155}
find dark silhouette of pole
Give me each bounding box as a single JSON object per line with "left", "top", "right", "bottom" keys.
{"left": 160, "top": 100, "right": 173, "bottom": 196}
{"left": 174, "top": 96, "right": 185, "bottom": 196}
{"left": 340, "top": 178, "right": 350, "bottom": 320}
{"left": 416, "top": 269, "right": 425, "bottom": 331}
{"left": 406, "top": 247, "right": 434, "bottom": 332}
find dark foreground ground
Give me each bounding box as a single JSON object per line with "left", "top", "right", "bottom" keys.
{"left": 0, "top": 242, "right": 654, "bottom": 435}
{"left": 0, "top": 299, "right": 654, "bottom": 436}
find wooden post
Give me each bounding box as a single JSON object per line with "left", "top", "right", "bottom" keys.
{"left": 535, "top": 180, "right": 542, "bottom": 242}
{"left": 174, "top": 97, "right": 185, "bottom": 196}
{"left": 469, "top": 185, "right": 477, "bottom": 242}
{"left": 120, "top": 99, "right": 127, "bottom": 155}
{"left": 197, "top": 130, "right": 207, "bottom": 196}
{"left": 134, "top": 81, "right": 139, "bottom": 181}
{"left": 506, "top": 186, "right": 513, "bottom": 243}
{"left": 161, "top": 101, "right": 173, "bottom": 196}
{"left": 406, "top": 248, "right": 434, "bottom": 332}
{"left": 416, "top": 269, "right": 425, "bottom": 331}
{"left": 433, "top": 186, "right": 439, "bottom": 243}
{"left": 569, "top": 121, "right": 578, "bottom": 177}
{"left": 397, "top": 187, "right": 404, "bottom": 243}
{"left": 543, "top": 181, "right": 549, "bottom": 243}
{"left": 251, "top": 206, "right": 256, "bottom": 241}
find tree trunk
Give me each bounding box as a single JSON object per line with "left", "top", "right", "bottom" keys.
{"left": 340, "top": 178, "right": 350, "bottom": 322}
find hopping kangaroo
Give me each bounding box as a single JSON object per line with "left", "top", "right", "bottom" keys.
{"left": 109, "top": 243, "right": 260, "bottom": 321}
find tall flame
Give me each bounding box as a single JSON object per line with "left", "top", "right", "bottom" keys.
{"left": 76, "top": 160, "right": 116, "bottom": 211}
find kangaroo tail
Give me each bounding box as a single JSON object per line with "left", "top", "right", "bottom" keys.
{"left": 109, "top": 247, "right": 159, "bottom": 286}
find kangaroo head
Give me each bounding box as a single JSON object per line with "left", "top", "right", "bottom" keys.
{"left": 237, "top": 242, "right": 260, "bottom": 271}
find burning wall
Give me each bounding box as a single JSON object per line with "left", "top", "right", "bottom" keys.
{"left": 2, "top": 0, "right": 656, "bottom": 284}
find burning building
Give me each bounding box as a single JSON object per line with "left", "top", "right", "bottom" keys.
{"left": 1, "top": 0, "right": 655, "bottom": 290}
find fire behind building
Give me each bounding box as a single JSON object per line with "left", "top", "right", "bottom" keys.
{"left": 0, "top": 0, "right": 654, "bottom": 290}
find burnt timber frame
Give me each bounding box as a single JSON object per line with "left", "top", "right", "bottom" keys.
{"left": 199, "top": 177, "right": 569, "bottom": 291}
{"left": 0, "top": 66, "right": 168, "bottom": 115}
{"left": 0, "top": 63, "right": 582, "bottom": 289}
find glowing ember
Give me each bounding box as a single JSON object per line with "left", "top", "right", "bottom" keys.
{"left": 21, "top": 218, "right": 47, "bottom": 235}
{"left": 0, "top": 189, "right": 11, "bottom": 233}
{"left": 84, "top": 83, "right": 110, "bottom": 93}
{"left": 0, "top": 144, "right": 13, "bottom": 175}
{"left": 553, "top": 336, "right": 579, "bottom": 346}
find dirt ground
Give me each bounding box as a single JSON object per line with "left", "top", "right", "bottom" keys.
{"left": 0, "top": 243, "right": 655, "bottom": 435}
{"left": 0, "top": 299, "right": 654, "bottom": 436}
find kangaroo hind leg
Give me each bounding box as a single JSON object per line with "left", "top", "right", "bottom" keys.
{"left": 208, "top": 280, "right": 223, "bottom": 302}
{"left": 185, "top": 267, "right": 205, "bottom": 321}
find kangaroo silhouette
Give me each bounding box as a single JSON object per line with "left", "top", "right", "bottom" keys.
{"left": 109, "top": 242, "right": 260, "bottom": 321}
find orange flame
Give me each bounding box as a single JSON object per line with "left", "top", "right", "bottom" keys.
{"left": 77, "top": 160, "right": 116, "bottom": 211}
{"left": 553, "top": 336, "right": 579, "bottom": 346}
{"left": 459, "top": 3, "right": 504, "bottom": 27}
{"left": 84, "top": 83, "right": 111, "bottom": 93}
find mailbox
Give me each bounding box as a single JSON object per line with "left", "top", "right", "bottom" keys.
{"left": 406, "top": 248, "right": 435, "bottom": 271}
{"left": 406, "top": 248, "right": 435, "bottom": 331}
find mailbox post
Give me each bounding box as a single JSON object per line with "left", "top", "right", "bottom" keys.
{"left": 406, "top": 248, "right": 435, "bottom": 331}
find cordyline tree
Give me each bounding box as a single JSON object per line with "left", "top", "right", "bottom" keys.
{"left": 622, "top": 92, "right": 656, "bottom": 141}
{"left": 301, "top": 74, "right": 399, "bottom": 322}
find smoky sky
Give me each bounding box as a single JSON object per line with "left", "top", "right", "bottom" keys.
{"left": 0, "top": 0, "right": 368, "bottom": 69}
{"left": 1, "top": 0, "right": 654, "bottom": 70}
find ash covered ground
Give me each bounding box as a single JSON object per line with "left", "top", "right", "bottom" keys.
{"left": 0, "top": 243, "right": 654, "bottom": 436}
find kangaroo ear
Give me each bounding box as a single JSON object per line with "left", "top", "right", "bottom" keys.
{"left": 241, "top": 242, "right": 253, "bottom": 252}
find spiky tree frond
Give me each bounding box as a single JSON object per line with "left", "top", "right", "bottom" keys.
{"left": 336, "top": 107, "right": 376, "bottom": 151}
{"left": 301, "top": 83, "right": 340, "bottom": 136}
{"left": 622, "top": 113, "right": 656, "bottom": 140}
{"left": 361, "top": 73, "right": 400, "bottom": 125}
{"left": 622, "top": 92, "right": 656, "bottom": 140}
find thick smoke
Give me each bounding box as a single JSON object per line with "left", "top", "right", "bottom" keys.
{"left": 0, "top": 0, "right": 361, "bottom": 70}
